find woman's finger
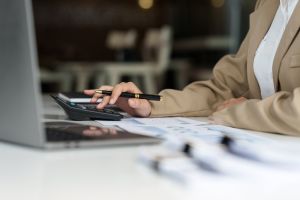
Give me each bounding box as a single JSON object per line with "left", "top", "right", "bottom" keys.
{"left": 98, "top": 85, "right": 114, "bottom": 91}
{"left": 109, "top": 83, "right": 127, "bottom": 104}
{"left": 86, "top": 86, "right": 114, "bottom": 103}
{"left": 97, "top": 96, "right": 111, "bottom": 109}
{"left": 110, "top": 82, "right": 141, "bottom": 104}
{"left": 84, "top": 89, "right": 96, "bottom": 96}
{"left": 91, "top": 93, "right": 104, "bottom": 103}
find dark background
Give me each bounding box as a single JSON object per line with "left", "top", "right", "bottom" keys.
{"left": 32, "top": 0, "right": 256, "bottom": 65}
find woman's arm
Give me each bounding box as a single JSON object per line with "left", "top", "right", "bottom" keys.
{"left": 150, "top": 26, "right": 253, "bottom": 117}
{"left": 150, "top": 36, "right": 250, "bottom": 117}
{"left": 211, "top": 88, "right": 300, "bottom": 136}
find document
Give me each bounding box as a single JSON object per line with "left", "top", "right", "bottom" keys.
{"left": 97, "top": 117, "right": 274, "bottom": 144}
{"left": 97, "top": 117, "right": 224, "bottom": 142}
{"left": 97, "top": 117, "right": 207, "bottom": 126}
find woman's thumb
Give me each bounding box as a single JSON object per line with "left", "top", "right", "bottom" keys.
{"left": 128, "top": 98, "right": 141, "bottom": 108}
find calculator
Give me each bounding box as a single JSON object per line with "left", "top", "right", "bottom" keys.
{"left": 51, "top": 95, "right": 124, "bottom": 121}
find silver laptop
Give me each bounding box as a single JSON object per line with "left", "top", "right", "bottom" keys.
{"left": 0, "top": 0, "right": 159, "bottom": 149}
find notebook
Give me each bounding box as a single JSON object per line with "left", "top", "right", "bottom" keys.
{"left": 58, "top": 92, "right": 102, "bottom": 103}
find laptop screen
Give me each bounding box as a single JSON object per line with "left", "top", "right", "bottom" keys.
{"left": 0, "top": 0, "right": 45, "bottom": 148}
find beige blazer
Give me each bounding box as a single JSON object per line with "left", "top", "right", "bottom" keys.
{"left": 150, "top": 0, "right": 300, "bottom": 136}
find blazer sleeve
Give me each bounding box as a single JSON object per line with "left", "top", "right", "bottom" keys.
{"left": 150, "top": 33, "right": 251, "bottom": 117}
{"left": 150, "top": 33, "right": 250, "bottom": 117}
{"left": 211, "top": 88, "right": 300, "bottom": 136}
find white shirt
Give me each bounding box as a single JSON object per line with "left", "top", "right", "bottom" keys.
{"left": 253, "top": 0, "right": 299, "bottom": 99}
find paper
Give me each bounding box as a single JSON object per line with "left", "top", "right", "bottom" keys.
{"left": 97, "top": 117, "right": 281, "bottom": 144}
{"left": 97, "top": 117, "right": 224, "bottom": 142}
{"left": 98, "top": 117, "right": 278, "bottom": 145}
{"left": 97, "top": 117, "right": 207, "bottom": 126}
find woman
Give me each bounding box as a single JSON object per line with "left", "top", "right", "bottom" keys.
{"left": 85, "top": 0, "right": 300, "bottom": 136}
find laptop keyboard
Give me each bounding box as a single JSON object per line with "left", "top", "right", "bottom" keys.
{"left": 76, "top": 104, "right": 120, "bottom": 114}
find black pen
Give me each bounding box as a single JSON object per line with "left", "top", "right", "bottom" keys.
{"left": 95, "top": 90, "right": 163, "bottom": 101}
{"left": 220, "top": 135, "right": 262, "bottom": 162}
{"left": 165, "top": 138, "right": 222, "bottom": 172}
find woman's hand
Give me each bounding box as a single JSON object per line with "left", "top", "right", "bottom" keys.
{"left": 209, "top": 97, "right": 247, "bottom": 125}
{"left": 84, "top": 82, "right": 152, "bottom": 117}
{"left": 216, "top": 97, "right": 247, "bottom": 112}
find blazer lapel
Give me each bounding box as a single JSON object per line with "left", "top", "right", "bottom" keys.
{"left": 247, "top": 0, "right": 280, "bottom": 99}
{"left": 273, "top": 1, "right": 300, "bottom": 91}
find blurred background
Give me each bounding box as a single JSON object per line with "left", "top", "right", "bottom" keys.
{"left": 33, "top": 0, "right": 256, "bottom": 94}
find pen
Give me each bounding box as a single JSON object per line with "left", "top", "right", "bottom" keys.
{"left": 138, "top": 147, "right": 199, "bottom": 182}
{"left": 164, "top": 137, "right": 224, "bottom": 172}
{"left": 220, "top": 135, "right": 262, "bottom": 161}
{"left": 222, "top": 135, "right": 300, "bottom": 166}
{"left": 95, "top": 90, "right": 163, "bottom": 101}
{"left": 164, "top": 137, "right": 254, "bottom": 174}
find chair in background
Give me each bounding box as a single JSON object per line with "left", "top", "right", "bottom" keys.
{"left": 53, "top": 29, "right": 138, "bottom": 92}
{"left": 168, "top": 59, "right": 191, "bottom": 90}
{"left": 94, "top": 26, "right": 172, "bottom": 93}
{"left": 106, "top": 29, "right": 138, "bottom": 61}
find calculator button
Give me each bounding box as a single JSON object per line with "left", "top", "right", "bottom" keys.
{"left": 77, "top": 104, "right": 87, "bottom": 109}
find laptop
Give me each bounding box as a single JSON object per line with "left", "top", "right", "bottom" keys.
{"left": 0, "top": 0, "right": 160, "bottom": 149}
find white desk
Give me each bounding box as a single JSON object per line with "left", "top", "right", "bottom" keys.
{"left": 1, "top": 97, "right": 300, "bottom": 200}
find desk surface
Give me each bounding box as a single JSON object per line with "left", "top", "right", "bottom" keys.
{"left": 1, "top": 96, "right": 300, "bottom": 200}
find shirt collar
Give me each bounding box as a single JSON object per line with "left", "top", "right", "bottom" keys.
{"left": 280, "top": 0, "right": 289, "bottom": 11}
{"left": 280, "top": 0, "right": 299, "bottom": 18}
{"left": 280, "top": 0, "right": 298, "bottom": 10}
